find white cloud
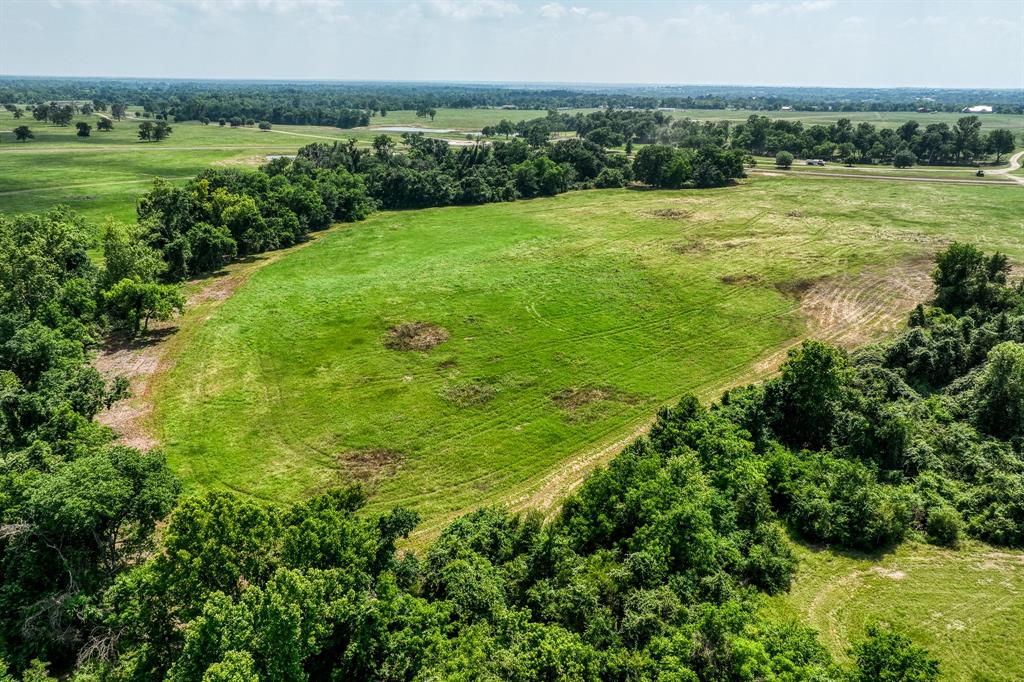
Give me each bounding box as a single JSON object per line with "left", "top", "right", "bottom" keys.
{"left": 426, "top": 0, "right": 521, "bottom": 20}
{"left": 539, "top": 2, "right": 566, "bottom": 19}
{"left": 749, "top": 0, "right": 834, "bottom": 16}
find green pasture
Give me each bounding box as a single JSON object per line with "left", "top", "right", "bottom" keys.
{"left": 151, "top": 178, "right": 1024, "bottom": 532}
{"left": 765, "top": 540, "right": 1024, "bottom": 681}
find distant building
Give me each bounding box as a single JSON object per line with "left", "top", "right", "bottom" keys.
{"left": 961, "top": 105, "right": 994, "bottom": 113}
{"left": 780, "top": 106, "right": 793, "bottom": 111}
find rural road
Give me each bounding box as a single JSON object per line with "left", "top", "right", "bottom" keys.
{"left": 748, "top": 166, "right": 1017, "bottom": 186}
{"left": 990, "top": 149, "right": 1024, "bottom": 186}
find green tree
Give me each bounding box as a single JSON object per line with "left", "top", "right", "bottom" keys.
{"left": 893, "top": 149, "right": 916, "bottom": 168}
{"left": 103, "top": 278, "right": 185, "bottom": 334}
{"left": 96, "top": 117, "right": 114, "bottom": 132}
{"left": 257, "top": 121, "right": 272, "bottom": 130}
{"left": 775, "top": 150, "right": 793, "bottom": 168}
{"left": 850, "top": 624, "right": 939, "bottom": 681}
{"left": 75, "top": 121, "right": 91, "bottom": 137}
{"left": 153, "top": 121, "right": 173, "bottom": 141}
{"left": 972, "top": 342, "right": 1024, "bottom": 439}
{"left": 138, "top": 120, "right": 154, "bottom": 141}
{"left": 765, "top": 340, "right": 851, "bottom": 449}
{"left": 372, "top": 134, "right": 395, "bottom": 160}
{"left": 985, "top": 129, "right": 1015, "bottom": 164}
{"left": 101, "top": 220, "right": 165, "bottom": 288}
{"left": 13, "top": 125, "right": 33, "bottom": 141}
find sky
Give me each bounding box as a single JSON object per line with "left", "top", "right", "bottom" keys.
{"left": 0, "top": 0, "right": 1022, "bottom": 89}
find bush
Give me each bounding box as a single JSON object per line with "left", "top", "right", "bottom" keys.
{"left": 850, "top": 624, "right": 940, "bottom": 681}
{"left": 257, "top": 121, "right": 272, "bottom": 130}
{"left": 775, "top": 151, "right": 794, "bottom": 169}
{"left": 893, "top": 149, "right": 916, "bottom": 168}
{"left": 594, "top": 167, "right": 626, "bottom": 188}
{"left": 926, "top": 505, "right": 962, "bottom": 547}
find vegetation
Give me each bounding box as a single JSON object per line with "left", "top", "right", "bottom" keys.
{"left": 517, "top": 110, "right": 1018, "bottom": 167}
{"left": 4, "top": 208, "right": 1017, "bottom": 679}
{"left": 151, "top": 179, "right": 1024, "bottom": 525}
{"left": 2, "top": 78, "right": 1021, "bottom": 120}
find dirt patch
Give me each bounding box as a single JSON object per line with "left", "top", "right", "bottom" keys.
{"left": 213, "top": 155, "right": 269, "bottom": 168}
{"left": 775, "top": 277, "right": 822, "bottom": 298}
{"left": 93, "top": 327, "right": 177, "bottom": 451}
{"left": 384, "top": 322, "right": 450, "bottom": 351}
{"left": 787, "top": 209, "right": 804, "bottom": 217}
{"left": 552, "top": 387, "right": 612, "bottom": 410}
{"left": 437, "top": 358, "right": 459, "bottom": 370}
{"left": 649, "top": 208, "right": 693, "bottom": 219}
{"left": 338, "top": 448, "right": 404, "bottom": 482}
{"left": 798, "top": 259, "right": 934, "bottom": 348}
{"left": 720, "top": 273, "right": 763, "bottom": 286}
{"left": 94, "top": 237, "right": 324, "bottom": 451}
{"left": 870, "top": 566, "right": 907, "bottom": 580}
{"left": 551, "top": 386, "right": 638, "bottom": 413}
{"left": 671, "top": 240, "right": 707, "bottom": 254}
{"left": 439, "top": 381, "right": 496, "bottom": 407}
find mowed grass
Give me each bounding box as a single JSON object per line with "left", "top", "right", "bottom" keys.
{"left": 764, "top": 541, "right": 1024, "bottom": 681}
{"left": 152, "top": 177, "right": 1024, "bottom": 530}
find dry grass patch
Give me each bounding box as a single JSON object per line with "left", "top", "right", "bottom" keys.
{"left": 338, "top": 448, "right": 405, "bottom": 483}
{"left": 439, "top": 381, "right": 497, "bottom": 407}
{"left": 649, "top": 208, "right": 693, "bottom": 219}
{"left": 384, "top": 322, "right": 450, "bottom": 351}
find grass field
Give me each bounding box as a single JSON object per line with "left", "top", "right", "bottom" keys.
{"left": 148, "top": 177, "right": 1024, "bottom": 536}
{"left": 3, "top": 106, "right": 1019, "bottom": 227}
{"left": 765, "top": 540, "right": 1024, "bottom": 680}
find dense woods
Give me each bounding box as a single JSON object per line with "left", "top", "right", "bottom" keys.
{"left": 3, "top": 186, "right": 1021, "bottom": 680}
{"left": 506, "top": 110, "right": 1018, "bottom": 167}
{"left": 2, "top": 78, "right": 1021, "bottom": 123}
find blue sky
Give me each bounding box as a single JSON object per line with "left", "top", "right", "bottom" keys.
{"left": 1, "top": 0, "right": 1021, "bottom": 88}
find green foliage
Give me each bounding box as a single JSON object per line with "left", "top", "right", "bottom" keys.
{"left": 101, "top": 220, "right": 165, "bottom": 288}
{"left": 971, "top": 341, "right": 1024, "bottom": 439}
{"left": 765, "top": 340, "right": 852, "bottom": 450}
{"left": 102, "top": 278, "right": 184, "bottom": 334}
{"left": 774, "top": 151, "right": 793, "bottom": 168}
{"left": 849, "top": 624, "right": 940, "bottom": 682}
{"left": 931, "top": 241, "right": 1011, "bottom": 314}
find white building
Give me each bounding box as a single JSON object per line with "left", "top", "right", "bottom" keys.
{"left": 961, "top": 105, "right": 994, "bottom": 113}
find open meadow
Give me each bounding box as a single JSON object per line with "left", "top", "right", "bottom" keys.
{"left": 765, "top": 540, "right": 1024, "bottom": 681}
{"left": 145, "top": 176, "right": 1024, "bottom": 537}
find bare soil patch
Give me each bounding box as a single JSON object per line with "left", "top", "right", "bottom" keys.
{"left": 338, "top": 448, "right": 405, "bottom": 482}
{"left": 94, "top": 240, "right": 321, "bottom": 451}
{"left": 720, "top": 273, "right": 763, "bottom": 286}
{"left": 775, "top": 277, "right": 823, "bottom": 298}
{"left": 552, "top": 386, "right": 637, "bottom": 413}
{"left": 798, "top": 259, "right": 934, "bottom": 348}
{"left": 384, "top": 322, "right": 450, "bottom": 351}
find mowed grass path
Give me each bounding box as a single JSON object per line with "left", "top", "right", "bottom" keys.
{"left": 765, "top": 541, "right": 1024, "bottom": 681}
{"left": 152, "top": 178, "right": 1024, "bottom": 525}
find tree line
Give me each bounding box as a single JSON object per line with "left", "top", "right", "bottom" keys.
{"left": 8, "top": 225, "right": 1017, "bottom": 678}
{"left": 2, "top": 78, "right": 1021, "bottom": 129}
{"left": 129, "top": 133, "right": 743, "bottom": 283}
{"left": 506, "top": 110, "right": 1018, "bottom": 167}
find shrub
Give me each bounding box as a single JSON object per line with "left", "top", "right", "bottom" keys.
{"left": 775, "top": 151, "right": 794, "bottom": 169}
